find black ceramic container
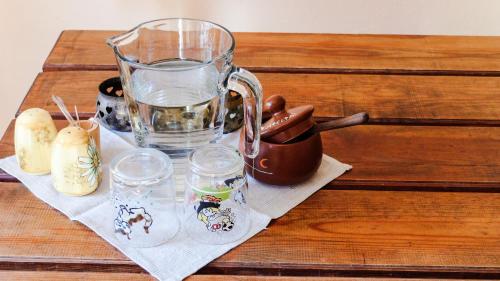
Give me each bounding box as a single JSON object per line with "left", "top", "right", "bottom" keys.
{"left": 97, "top": 77, "right": 131, "bottom": 132}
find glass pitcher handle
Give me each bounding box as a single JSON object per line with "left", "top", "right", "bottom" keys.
{"left": 227, "top": 66, "right": 262, "bottom": 158}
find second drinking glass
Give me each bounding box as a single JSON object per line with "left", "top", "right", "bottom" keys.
{"left": 184, "top": 144, "right": 251, "bottom": 245}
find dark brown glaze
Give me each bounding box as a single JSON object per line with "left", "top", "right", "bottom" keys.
{"left": 261, "top": 95, "right": 315, "bottom": 143}
{"left": 240, "top": 130, "right": 323, "bottom": 186}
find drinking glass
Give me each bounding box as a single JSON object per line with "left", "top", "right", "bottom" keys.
{"left": 184, "top": 144, "right": 250, "bottom": 244}
{"left": 110, "top": 148, "right": 179, "bottom": 247}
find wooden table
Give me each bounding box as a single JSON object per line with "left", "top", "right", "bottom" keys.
{"left": 0, "top": 30, "right": 499, "bottom": 280}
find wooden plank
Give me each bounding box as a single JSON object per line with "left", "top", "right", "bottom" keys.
{"left": 0, "top": 271, "right": 482, "bottom": 281}
{"left": 0, "top": 271, "right": 155, "bottom": 281}
{"left": 17, "top": 71, "right": 500, "bottom": 125}
{"left": 43, "top": 30, "right": 500, "bottom": 75}
{"left": 1, "top": 120, "right": 499, "bottom": 190}
{"left": 178, "top": 277, "right": 476, "bottom": 281}
{"left": 0, "top": 272, "right": 473, "bottom": 281}
{"left": 0, "top": 121, "right": 14, "bottom": 181}
{"left": 0, "top": 183, "right": 498, "bottom": 277}
{"left": 328, "top": 125, "right": 500, "bottom": 189}
{"left": 192, "top": 277, "right": 471, "bottom": 281}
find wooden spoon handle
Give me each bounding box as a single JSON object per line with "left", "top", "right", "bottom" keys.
{"left": 314, "top": 112, "right": 369, "bottom": 133}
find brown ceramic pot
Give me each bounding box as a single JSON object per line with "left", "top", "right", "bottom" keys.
{"left": 240, "top": 130, "right": 323, "bottom": 186}
{"left": 241, "top": 95, "right": 368, "bottom": 186}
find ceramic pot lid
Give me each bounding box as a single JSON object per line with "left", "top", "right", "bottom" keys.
{"left": 261, "top": 95, "right": 315, "bottom": 143}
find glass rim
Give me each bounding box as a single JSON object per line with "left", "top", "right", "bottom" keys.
{"left": 110, "top": 148, "right": 174, "bottom": 184}
{"left": 188, "top": 144, "right": 244, "bottom": 177}
{"left": 107, "top": 18, "right": 236, "bottom": 72}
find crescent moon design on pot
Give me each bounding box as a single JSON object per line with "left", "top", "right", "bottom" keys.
{"left": 259, "top": 158, "right": 269, "bottom": 169}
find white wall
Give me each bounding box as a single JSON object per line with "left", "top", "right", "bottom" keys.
{"left": 1, "top": 0, "right": 500, "bottom": 135}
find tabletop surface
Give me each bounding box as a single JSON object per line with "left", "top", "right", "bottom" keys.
{"left": 0, "top": 30, "right": 499, "bottom": 280}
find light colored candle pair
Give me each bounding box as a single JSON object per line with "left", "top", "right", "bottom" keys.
{"left": 14, "top": 108, "right": 102, "bottom": 196}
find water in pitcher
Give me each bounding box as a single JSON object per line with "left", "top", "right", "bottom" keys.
{"left": 126, "top": 60, "right": 225, "bottom": 159}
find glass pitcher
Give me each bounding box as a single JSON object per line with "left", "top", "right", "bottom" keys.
{"left": 107, "top": 18, "right": 262, "bottom": 160}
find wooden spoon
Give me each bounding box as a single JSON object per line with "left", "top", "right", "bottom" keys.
{"left": 313, "top": 112, "right": 369, "bottom": 134}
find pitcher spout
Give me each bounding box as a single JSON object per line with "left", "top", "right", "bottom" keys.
{"left": 107, "top": 30, "right": 137, "bottom": 51}
{"left": 107, "top": 18, "right": 164, "bottom": 49}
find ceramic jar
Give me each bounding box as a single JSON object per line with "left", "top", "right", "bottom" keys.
{"left": 223, "top": 91, "right": 244, "bottom": 133}
{"left": 240, "top": 130, "right": 323, "bottom": 185}
{"left": 96, "top": 77, "right": 131, "bottom": 132}
{"left": 51, "top": 124, "right": 102, "bottom": 196}
{"left": 14, "top": 108, "right": 57, "bottom": 175}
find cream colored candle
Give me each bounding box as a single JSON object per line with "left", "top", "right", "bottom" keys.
{"left": 15, "top": 108, "right": 57, "bottom": 175}
{"left": 51, "top": 126, "right": 102, "bottom": 196}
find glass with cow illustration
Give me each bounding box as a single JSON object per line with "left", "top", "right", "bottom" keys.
{"left": 110, "top": 148, "right": 179, "bottom": 247}
{"left": 184, "top": 144, "right": 250, "bottom": 244}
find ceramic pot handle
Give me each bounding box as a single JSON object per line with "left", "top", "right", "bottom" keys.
{"left": 227, "top": 66, "right": 263, "bottom": 158}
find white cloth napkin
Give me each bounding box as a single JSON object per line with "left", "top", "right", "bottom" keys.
{"left": 0, "top": 126, "right": 351, "bottom": 281}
